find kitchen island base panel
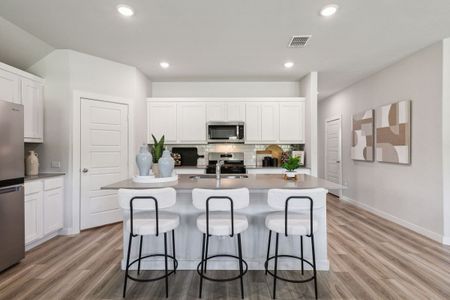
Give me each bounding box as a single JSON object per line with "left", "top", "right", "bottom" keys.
{"left": 121, "top": 190, "right": 328, "bottom": 271}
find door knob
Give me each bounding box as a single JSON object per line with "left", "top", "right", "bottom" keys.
{"left": 336, "top": 161, "right": 341, "bottom": 163}
{"left": 82, "top": 168, "right": 89, "bottom": 173}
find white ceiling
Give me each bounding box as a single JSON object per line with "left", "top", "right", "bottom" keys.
{"left": 0, "top": 0, "right": 450, "bottom": 99}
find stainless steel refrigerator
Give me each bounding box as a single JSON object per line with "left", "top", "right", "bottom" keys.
{"left": 0, "top": 100, "right": 25, "bottom": 272}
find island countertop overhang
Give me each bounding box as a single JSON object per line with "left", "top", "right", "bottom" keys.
{"left": 101, "top": 174, "right": 343, "bottom": 191}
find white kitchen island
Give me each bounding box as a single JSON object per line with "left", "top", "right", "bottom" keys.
{"left": 102, "top": 174, "right": 342, "bottom": 271}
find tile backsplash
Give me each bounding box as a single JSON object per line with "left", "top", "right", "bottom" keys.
{"left": 164, "top": 144, "right": 304, "bottom": 167}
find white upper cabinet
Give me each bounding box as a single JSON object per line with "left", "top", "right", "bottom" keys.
{"left": 22, "top": 78, "right": 44, "bottom": 143}
{"left": 147, "top": 102, "right": 177, "bottom": 143}
{"left": 0, "top": 68, "right": 20, "bottom": 104}
{"left": 226, "top": 102, "right": 245, "bottom": 121}
{"left": 1, "top": 63, "right": 45, "bottom": 143}
{"left": 260, "top": 102, "right": 279, "bottom": 142}
{"left": 207, "top": 102, "right": 245, "bottom": 122}
{"left": 279, "top": 101, "right": 305, "bottom": 143}
{"left": 245, "top": 103, "right": 261, "bottom": 142}
{"left": 178, "top": 103, "right": 206, "bottom": 143}
{"left": 206, "top": 103, "right": 227, "bottom": 122}
{"left": 147, "top": 98, "right": 305, "bottom": 145}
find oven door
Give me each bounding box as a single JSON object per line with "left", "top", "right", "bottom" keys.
{"left": 207, "top": 122, "right": 244, "bottom": 143}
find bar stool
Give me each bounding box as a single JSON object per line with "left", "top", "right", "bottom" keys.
{"left": 264, "top": 188, "right": 326, "bottom": 299}
{"left": 118, "top": 188, "right": 179, "bottom": 298}
{"left": 192, "top": 188, "right": 250, "bottom": 299}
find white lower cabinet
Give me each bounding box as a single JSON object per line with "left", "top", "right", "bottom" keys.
{"left": 25, "top": 176, "right": 64, "bottom": 248}
{"left": 24, "top": 181, "right": 43, "bottom": 244}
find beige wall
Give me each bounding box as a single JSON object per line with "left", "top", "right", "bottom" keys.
{"left": 318, "top": 42, "right": 444, "bottom": 240}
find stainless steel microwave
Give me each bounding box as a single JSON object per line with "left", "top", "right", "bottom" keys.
{"left": 207, "top": 122, "right": 245, "bottom": 143}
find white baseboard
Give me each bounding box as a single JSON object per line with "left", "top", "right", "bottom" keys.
{"left": 340, "top": 196, "right": 445, "bottom": 244}
{"left": 443, "top": 236, "right": 450, "bottom": 245}
{"left": 59, "top": 227, "right": 80, "bottom": 236}
{"left": 25, "top": 231, "right": 59, "bottom": 251}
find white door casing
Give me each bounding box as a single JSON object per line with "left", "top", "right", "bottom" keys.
{"left": 80, "top": 98, "right": 129, "bottom": 230}
{"left": 325, "top": 116, "right": 342, "bottom": 196}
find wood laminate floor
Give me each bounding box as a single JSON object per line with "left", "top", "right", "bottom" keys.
{"left": 1, "top": 195, "right": 449, "bottom": 299}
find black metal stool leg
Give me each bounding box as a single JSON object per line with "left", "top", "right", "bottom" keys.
{"left": 273, "top": 233, "right": 279, "bottom": 299}
{"left": 265, "top": 230, "right": 272, "bottom": 275}
{"left": 164, "top": 233, "right": 169, "bottom": 298}
{"left": 204, "top": 234, "right": 210, "bottom": 273}
{"left": 137, "top": 236, "right": 143, "bottom": 275}
{"left": 300, "top": 236, "right": 304, "bottom": 275}
{"left": 172, "top": 230, "right": 176, "bottom": 274}
{"left": 123, "top": 233, "right": 133, "bottom": 298}
{"left": 311, "top": 234, "right": 318, "bottom": 299}
{"left": 199, "top": 233, "right": 206, "bottom": 298}
{"left": 237, "top": 233, "right": 245, "bottom": 299}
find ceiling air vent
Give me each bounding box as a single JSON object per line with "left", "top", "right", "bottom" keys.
{"left": 288, "top": 35, "right": 311, "bottom": 48}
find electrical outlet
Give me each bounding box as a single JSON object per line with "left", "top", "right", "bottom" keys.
{"left": 51, "top": 161, "right": 61, "bottom": 168}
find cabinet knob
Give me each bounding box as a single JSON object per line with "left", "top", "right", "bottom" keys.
{"left": 82, "top": 168, "right": 89, "bottom": 173}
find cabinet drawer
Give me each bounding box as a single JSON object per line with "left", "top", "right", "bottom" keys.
{"left": 25, "top": 181, "right": 43, "bottom": 195}
{"left": 44, "top": 177, "right": 64, "bottom": 191}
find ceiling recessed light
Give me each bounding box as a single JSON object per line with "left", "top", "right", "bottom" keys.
{"left": 284, "top": 62, "right": 294, "bottom": 69}
{"left": 117, "top": 4, "right": 134, "bottom": 17}
{"left": 160, "top": 62, "right": 170, "bottom": 69}
{"left": 320, "top": 4, "right": 338, "bottom": 17}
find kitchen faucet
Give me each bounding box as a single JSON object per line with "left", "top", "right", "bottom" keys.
{"left": 216, "top": 160, "right": 224, "bottom": 180}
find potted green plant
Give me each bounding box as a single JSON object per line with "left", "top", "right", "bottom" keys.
{"left": 282, "top": 156, "right": 300, "bottom": 179}
{"left": 150, "top": 134, "right": 165, "bottom": 175}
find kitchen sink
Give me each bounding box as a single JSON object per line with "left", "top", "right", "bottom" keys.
{"left": 189, "top": 174, "right": 249, "bottom": 179}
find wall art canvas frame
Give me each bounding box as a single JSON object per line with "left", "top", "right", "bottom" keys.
{"left": 351, "top": 109, "right": 374, "bottom": 161}
{"left": 375, "top": 100, "right": 411, "bottom": 164}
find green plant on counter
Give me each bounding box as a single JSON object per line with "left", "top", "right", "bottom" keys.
{"left": 282, "top": 156, "right": 300, "bottom": 172}
{"left": 151, "top": 134, "right": 165, "bottom": 163}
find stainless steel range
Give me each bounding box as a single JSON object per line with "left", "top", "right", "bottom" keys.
{"left": 205, "top": 152, "right": 246, "bottom": 174}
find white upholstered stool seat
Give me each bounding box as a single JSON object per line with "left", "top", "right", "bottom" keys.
{"left": 126, "top": 212, "right": 180, "bottom": 236}
{"left": 118, "top": 188, "right": 179, "bottom": 298}
{"left": 192, "top": 188, "right": 250, "bottom": 299}
{"left": 265, "top": 212, "right": 318, "bottom": 236}
{"left": 197, "top": 212, "right": 248, "bottom": 236}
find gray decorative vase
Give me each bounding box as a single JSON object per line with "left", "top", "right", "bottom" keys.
{"left": 136, "top": 144, "right": 153, "bottom": 176}
{"left": 158, "top": 149, "right": 175, "bottom": 178}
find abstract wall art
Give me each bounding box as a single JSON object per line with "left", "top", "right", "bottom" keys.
{"left": 375, "top": 100, "right": 411, "bottom": 164}
{"left": 351, "top": 109, "right": 374, "bottom": 161}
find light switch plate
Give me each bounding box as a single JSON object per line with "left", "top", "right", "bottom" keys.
{"left": 51, "top": 161, "right": 61, "bottom": 168}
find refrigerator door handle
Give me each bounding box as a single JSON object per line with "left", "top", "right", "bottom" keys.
{"left": 0, "top": 185, "right": 23, "bottom": 195}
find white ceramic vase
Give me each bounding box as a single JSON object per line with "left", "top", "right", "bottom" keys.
{"left": 26, "top": 150, "right": 39, "bottom": 176}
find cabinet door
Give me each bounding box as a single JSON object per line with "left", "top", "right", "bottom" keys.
{"left": 178, "top": 103, "right": 206, "bottom": 143}
{"left": 260, "top": 102, "right": 279, "bottom": 142}
{"left": 245, "top": 103, "right": 261, "bottom": 142}
{"left": 0, "top": 69, "right": 20, "bottom": 104}
{"left": 279, "top": 101, "right": 305, "bottom": 143}
{"left": 148, "top": 102, "right": 177, "bottom": 143}
{"left": 227, "top": 103, "right": 245, "bottom": 121}
{"left": 22, "top": 78, "right": 44, "bottom": 142}
{"left": 43, "top": 187, "right": 64, "bottom": 235}
{"left": 206, "top": 103, "right": 226, "bottom": 121}
{"left": 24, "top": 191, "right": 43, "bottom": 244}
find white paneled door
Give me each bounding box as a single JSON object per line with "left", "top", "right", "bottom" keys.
{"left": 80, "top": 98, "right": 129, "bottom": 230}
{"left": 325, "top": 117, "right": 342, "bottom": 197}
